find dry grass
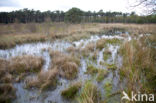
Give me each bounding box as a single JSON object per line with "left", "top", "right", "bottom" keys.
{"left": 100, "top": 23, "right": 156, "bottom": 34}
{"left": 49, "top": 50, "right": 80, "bottom": 80}
{"left": 9, "top": 55, "right": 44, "bottom": 74}
{"left": 66, "top": 46, "right": 78, "bottom": 53}
{"left": 0, "top": 58, "right": 16, "bottom": 103}
{"left": 0, "top": 23, "right": 156, "bottom": 49}
{"left": 0, "top": 34, "right": 47, "bottom": 49}
{"left": 0, "top": 83, "right": 16, "bottom": 103}
{"left": 26, "top": 67, "right": 58, "bottom": 91}
{"left": 96, "top": 39, "right": 107, "bottom": 50}
{"left": 0, "top": 58, "right": 9, "bottom": 79}
{"left": 60, "top": 62, "right": 78, "bottom": 80}
{"left": 80, "top": 42, "right": 96, "bottom": 57}
{"left": 84, "top": 42, "right": 95, "bottom": 52}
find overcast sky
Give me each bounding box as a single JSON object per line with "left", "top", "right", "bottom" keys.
{"left": 0, "top": 0, "right": 145, "bottom": 14}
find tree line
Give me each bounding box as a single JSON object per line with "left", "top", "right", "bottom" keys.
{"left": 0, "top": 8, "right": 156, "bottom": 24}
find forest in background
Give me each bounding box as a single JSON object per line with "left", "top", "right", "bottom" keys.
{"left": 0, "top": 7, "right": 156, "bottom": 24}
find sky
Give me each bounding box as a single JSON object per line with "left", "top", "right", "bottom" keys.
{"left": 0, "top": 0, "right": 146, "bottom": 14}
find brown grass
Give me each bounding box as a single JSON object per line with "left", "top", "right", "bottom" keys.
{"left": 0, "top": 83, "right": 16, "bottom": 103}
{"left": 60, "top": 62, "right": 78, "bottom": 80}
{"left": 49, "top": 50, "right": 80, "bottom": 80}
{"left": 0, "top": 23, "right": 156, "bottom": 49}
{"left": 0, "top": 58, "right": 9, "bottom": 78}
{"left": 96, "top": 39, "right": 107, "bottom": 50}
{"left": 9, "top": 55, "right": 44, "bottom": 74}
{"left": 26, "top": 67, "right": 58, "bottom": 91}
{"left": 80, "top": 42, "right": 96, "bottom": 57}
{"left": 0, "top": 34, "right": 47, "bottom": 49}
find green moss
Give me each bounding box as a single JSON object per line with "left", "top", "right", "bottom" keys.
{"left": 96, "top": 69, "right": 108, "bottom": 82}
{"left": 61, "top": 82, "right": 81, "bottom": 99}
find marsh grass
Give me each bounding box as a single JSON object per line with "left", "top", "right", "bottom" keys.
{"left": 96, "top": 69, "right": 108, "bottom": 82}
{"left": 49, "top": 50, "right": 80, "bottom": 80}
{"left": 0, "top": 83, "right": 16, "bottom": 103}
{"left": 103, "top": 49, "right": 112, "bottom": 61}
{"left": 26, "top": 67, "right": 58, "bottom": 91}
{"left": 96, "top": 38, "right": 121, "bottom": 50}
{"left": 0, "top": 34, "right": 47, "bottom": 49}
{"left": 0, "top": 23, "right": 155, "bottom": 49}
{"left": 86, "top": 64, "right": 99, "bottom": 75}
{"left": 61, "top": 82, "right": 81, "bottom": 99}
{"left": 77, "top": 81, "right": 101, "bottom": 103}
{"left": 0, "top": 58, "right": 9, "bottom": 80}
{"left": 119, "top": 38, "right": 156, "bottom": 94}
{"left": 9, "top": 55, "right": 44, "bottom": 74}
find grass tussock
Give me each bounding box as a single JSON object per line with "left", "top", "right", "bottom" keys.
{"left": 86, "top": 64, "right": 108, "bottom": 82}
{"left": 86, "top": 64, "right": 99, "bottom": 75}
{"left": 96, "top": 38, "right": 121, "bottom": 50}
{"left": 61, "top": 82, "right": 81, "bottom": 99}
{"left": 26, "top": 67, "right": 58, "bottom": 91}
{"left": 80, "top": 42, "right": 96, "bottom": 57}
{"left": 0, "top": 83, "right": 16, "bottom": 103}
{"left": 49, "top": 50, "right": 80, "bottom": 80}
{"left": 77, "top": 81, "right": 101, "bottom": 103}
{"left": 96, "top": 69, "right": 108, "bottom": 82}
{"left": 66, "top": 46, "right": 78, "bottom": 54}
{"left": 0, "top": 58, "right": 9, "bottom": 80}
{"left": 9, "top": 55, "right": 44, "bottom": 74}
{"left": 103, "top": 49, "right": 112, "bottom": 61}
{"left": 60, "top": 62, "right": 78, "bottom": 80}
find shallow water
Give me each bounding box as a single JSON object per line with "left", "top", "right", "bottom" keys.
{"left": 0, "top": 33, "right": 131, "bottom": 103}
